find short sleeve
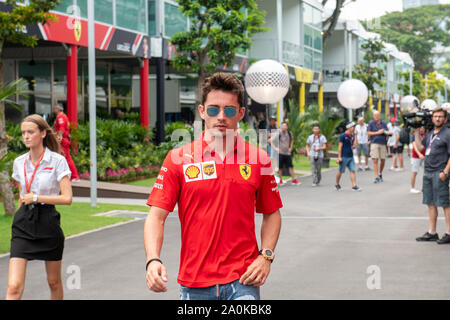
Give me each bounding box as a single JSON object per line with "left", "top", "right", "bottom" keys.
{"left": 55, "top": 156, "right": 71, "bottom": 182}
{"left": 12, "top": 158, "right": 20, "bottom": 182}
{"left": 146, "top": 150, "right": 180, "bottom": 212}
{"left": 256, "top": 153, "right": 283, "bottom": 214}
{"left": 339, "top": 133, "right": 345, "bottom": 143}
{"left": 322, "top": 136, "right": 327, "bottom": 144}
{"left": 306, "top": 135, "right": 312, "bottom": 145}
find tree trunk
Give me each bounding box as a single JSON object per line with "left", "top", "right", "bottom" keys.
{"left": 0, "top": 58, "right": 17, "bottom": 216}
{"left": 195, "top": 72, "right": 207, "bottom": 122}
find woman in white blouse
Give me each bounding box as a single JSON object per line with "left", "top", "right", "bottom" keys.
{"left": 6, "top": 114, "right": 72, "bottom": 300}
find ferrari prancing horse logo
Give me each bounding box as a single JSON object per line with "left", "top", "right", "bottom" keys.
{"left": 239, "top": 164, "right": 251, "bottom": 180}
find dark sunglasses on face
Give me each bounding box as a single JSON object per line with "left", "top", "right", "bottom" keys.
{"left": 206, "top": 106, "right": 237, "bottom": 118}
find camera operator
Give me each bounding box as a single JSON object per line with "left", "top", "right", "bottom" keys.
{"left": 414, "top": 107, "right": 450, "bottom": 244}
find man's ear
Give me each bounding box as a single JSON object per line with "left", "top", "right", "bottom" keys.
{"left": 238, "top": 107, "right": 245, "bottom": 121}
{"left": 198, "top": 105, "right": 206, "bottom": 120}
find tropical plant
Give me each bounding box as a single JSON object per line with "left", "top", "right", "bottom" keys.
{"left": 169, "top": 0, "right": 268, "bottom": 119}
{"left": 0, "top": 1, "right": 60, "bottom": 216}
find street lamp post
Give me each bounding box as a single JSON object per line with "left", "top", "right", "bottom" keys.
{"left": 337, "top": 79, "right": 369, "bottom": 114}
{"left": 88, "top": 0, "right": 97, "bottom": 207}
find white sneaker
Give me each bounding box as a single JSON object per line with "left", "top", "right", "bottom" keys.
{"left": 389, "top": 167, "right": 397, "bottom": 171}
{"left": 410, "top": 188, "right": 421, "bottom": 194}
{"left": 395, "top": 168, "right": 404, "bottom": 172}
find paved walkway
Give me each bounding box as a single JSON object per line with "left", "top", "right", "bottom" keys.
{"left": 1, "top": 156, "right": 450, "bottom": 299}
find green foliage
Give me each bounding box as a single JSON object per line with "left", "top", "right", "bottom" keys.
{"left": 285, "top": 102, "right": 344, "bottom": 157}
{"left": 170, "top": 0, "right": 268, "bottom": 76}
{"left": 398, "top": 70, "right": 445, "bottom": 101}
{"left": 0, "top": 0, "right": 61, "bottom": 52}
{"left": 352, "top": 39, "right": 388, "bottom": 94}
{"left": 165, "top": 121, "right": 194, "bottom": 142}
{"left": 398, "top": 70, "right": 425, "bottom": 99}
{"left": 438, "top": 58, "right": 450, "bottom": 79}
{"left": 372, "top": 4, "right": 450, "bottom": 75}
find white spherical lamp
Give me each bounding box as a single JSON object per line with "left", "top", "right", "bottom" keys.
{"left": 244, "top": 59, "right": 289, "bottom": 104}
{"left": 421, "top": 99, "right": 438, "bottom": 111}
{"left": 441, "top": 102, "right": 450, "bottom": 113}
{"left": 337, "top": 79, "right": 368, "bottom": 109}
{"left": 400, "top": 95, "right": 419, "bottom": 112}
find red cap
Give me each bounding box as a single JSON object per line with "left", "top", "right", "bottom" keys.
{"left": 390, "top": 118, "right": 396, "bottom": 123}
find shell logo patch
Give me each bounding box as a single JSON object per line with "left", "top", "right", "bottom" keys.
{"left": 185, "top": 165, "right": 200, "bottom": 180}
{"left": 239, "top": 164, "right": 251, "bottom": 180}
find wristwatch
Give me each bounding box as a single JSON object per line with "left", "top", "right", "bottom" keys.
{"left": 32, "top": 194, "right": 38, "bottom": 204}
{"left": 442, "top": 171, "right": 449, "bottom": 179}
{"left": 259, "top": 248, "right": 275, "bottom": 263}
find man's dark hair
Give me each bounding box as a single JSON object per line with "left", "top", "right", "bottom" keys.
{"left": 432, "top": 107, "right": 446, "bottom": 117}
{"left": 202, "top": 72, "right": 244, "bottom": 108}
{"left": 312, "top": 123, "right": 320, "bottom": 129}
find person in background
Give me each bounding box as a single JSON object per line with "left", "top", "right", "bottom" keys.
{"left": 306, "top": 124, "right": 327, "bottom": 187}
{"left": 7, "top": 114, "right": 72, "bottom": 300}
{"left": 368, "top": 111, "right": 391, "bottom": 183}
{"left": 52, "top": 104, "right": 79, "bottom": 182}
{"left": 269, "top": 122, "right": 301, "bottom": 186}
{"left": 354, "top": 117, "right": 370, "bottom": 171}
{"left": 335, "top": 122, "right": 362, "bottom": 192}
{"left": 410, "top": 126, "right": 426, "bottom": 194}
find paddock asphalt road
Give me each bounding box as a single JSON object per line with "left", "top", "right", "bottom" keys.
{"left": 1, "top": 156, "right": 450, "bottom": 300}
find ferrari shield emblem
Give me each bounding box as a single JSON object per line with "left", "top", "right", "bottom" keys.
{"left": 74, "top": 21, "right": 82, "bottom": 42}
{"left": 239, "top": 164, "right": 251, "bottom": 180}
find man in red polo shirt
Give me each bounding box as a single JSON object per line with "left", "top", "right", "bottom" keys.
{"left": 144, "top": 73, "right": 282, "bottom": 300}
{"left": 53, "top": 103, "right": 79, "bottom": 181}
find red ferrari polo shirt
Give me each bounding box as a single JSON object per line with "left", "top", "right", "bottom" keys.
{"left": 55, "top": 113, "right": 70, "bottom": 140}
{"left": 146, "top": 133, "right": 283, "bottom": 288}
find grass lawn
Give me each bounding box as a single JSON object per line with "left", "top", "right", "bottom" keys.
{"left": 293, "top": 156, "right": 339, "bottom": 172}
{"left": 0, "top": 202, "right": 148, "bottom": 255}
{"left": 125, "top": 176, "right": 157, "bottom": 187}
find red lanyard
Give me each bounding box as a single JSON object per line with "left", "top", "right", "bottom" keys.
{"left": 24, "top": 149, "right": 45, "bottom": 193}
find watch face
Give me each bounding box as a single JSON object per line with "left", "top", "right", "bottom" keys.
{"left": 264, "top": 249, "right": 273, "bottom": 257}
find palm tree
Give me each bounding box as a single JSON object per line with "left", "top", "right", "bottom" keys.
{"left": 0, "top": 79, "right": 27, "bottom": 216}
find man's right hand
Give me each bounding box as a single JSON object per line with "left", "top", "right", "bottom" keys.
{"left": 146, "top": 261, "right": 168, "bottom": 292}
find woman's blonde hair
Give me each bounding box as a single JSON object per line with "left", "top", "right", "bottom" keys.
{"left": 21, "top": 114, "right": 62, "bottom": 154}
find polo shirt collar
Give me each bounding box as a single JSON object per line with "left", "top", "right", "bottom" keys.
{"left": 201, "top": 130, "right": 244, "bottom": 156}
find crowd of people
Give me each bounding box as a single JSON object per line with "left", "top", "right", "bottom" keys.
{"left": 5, "top": 70, "right": 450, "bottom": 301}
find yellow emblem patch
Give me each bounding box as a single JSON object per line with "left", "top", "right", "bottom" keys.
{"left": 239, "top": 164, "right": 251, "bottom": 180}
{"left": 202, "top": 163, "right": 215, "bottom": 176}
{"left": 74, "top": 21, "right": 82, "bottom": 42}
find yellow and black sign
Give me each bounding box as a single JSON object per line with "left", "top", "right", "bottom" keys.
{"left": 239, "top": 164, "right": 251, "bottom": 180}
{"left": 74, "top": 20, "right": 82, "bottom": 42}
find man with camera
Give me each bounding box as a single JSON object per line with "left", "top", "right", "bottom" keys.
{"left": 413, "top": 107, "right": 450, "bottom": 244}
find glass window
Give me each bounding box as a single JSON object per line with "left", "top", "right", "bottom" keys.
{"left": 304, "top": 25, "right": 313, "bottom": 48}
{"left": 95, "top": 0, "right": 113, "bottom": 25}
{"left": 53, "top": 0, "right": 74, "bottom": 15}
{"left": 313, "top": 29, "right": 322, "bottom": 51}
{"left": 148, "top": 0, "right": 156, "bottom": 36}
{"left": 303, "top": 3, "right": 313, "bottom": 25}
{"left": 164, "top": 2, "right": 187, "bottom": 37}
{"left": 76, "top": 0, "right": 87, "bottom": 19}
{"left": 53, "top": 60, "right": 67, "bottom": 98}
{"left": 313, "top": 51, "right": 322, "bottom": 73}
{"left": 313, "top": 8, "right": 322, "bottom": 29}
{"left": 304, "top": 47, "right": 313, "bottom": 70}
{"left": 116, "top": 0, "right": 146, "bottom": 32}
{"left": 19, "top": 61, "right": 51, "bottom": 93}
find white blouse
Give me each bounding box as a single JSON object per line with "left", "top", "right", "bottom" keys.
{"left": 12, "top": 147, "right": 71, "bottom": 197}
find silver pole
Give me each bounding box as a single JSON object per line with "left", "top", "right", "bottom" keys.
{"left": 88, "top": 0, "right": 97, "bottom": 207}
{"left": 409, "top": 68, "right": 413, "bottom": 96}
{"left": 277, "top": 0, "right": 284, "bottom": 123}
{"left": 348, "top": 31, "right": 352, "bottom": 121}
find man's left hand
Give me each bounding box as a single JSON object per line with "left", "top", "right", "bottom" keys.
{"left": 239, "top": 255, "right": 271, "bottom": 287}
{"left": 440, "top": 172, "right": 448, "bottom": 182}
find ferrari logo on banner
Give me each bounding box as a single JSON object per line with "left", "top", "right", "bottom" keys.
{"left": 239, "top": 164, "right": 251, "bottom": 180}
{"left": 74, "top": 21, "right": 82, "bottom": 42}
